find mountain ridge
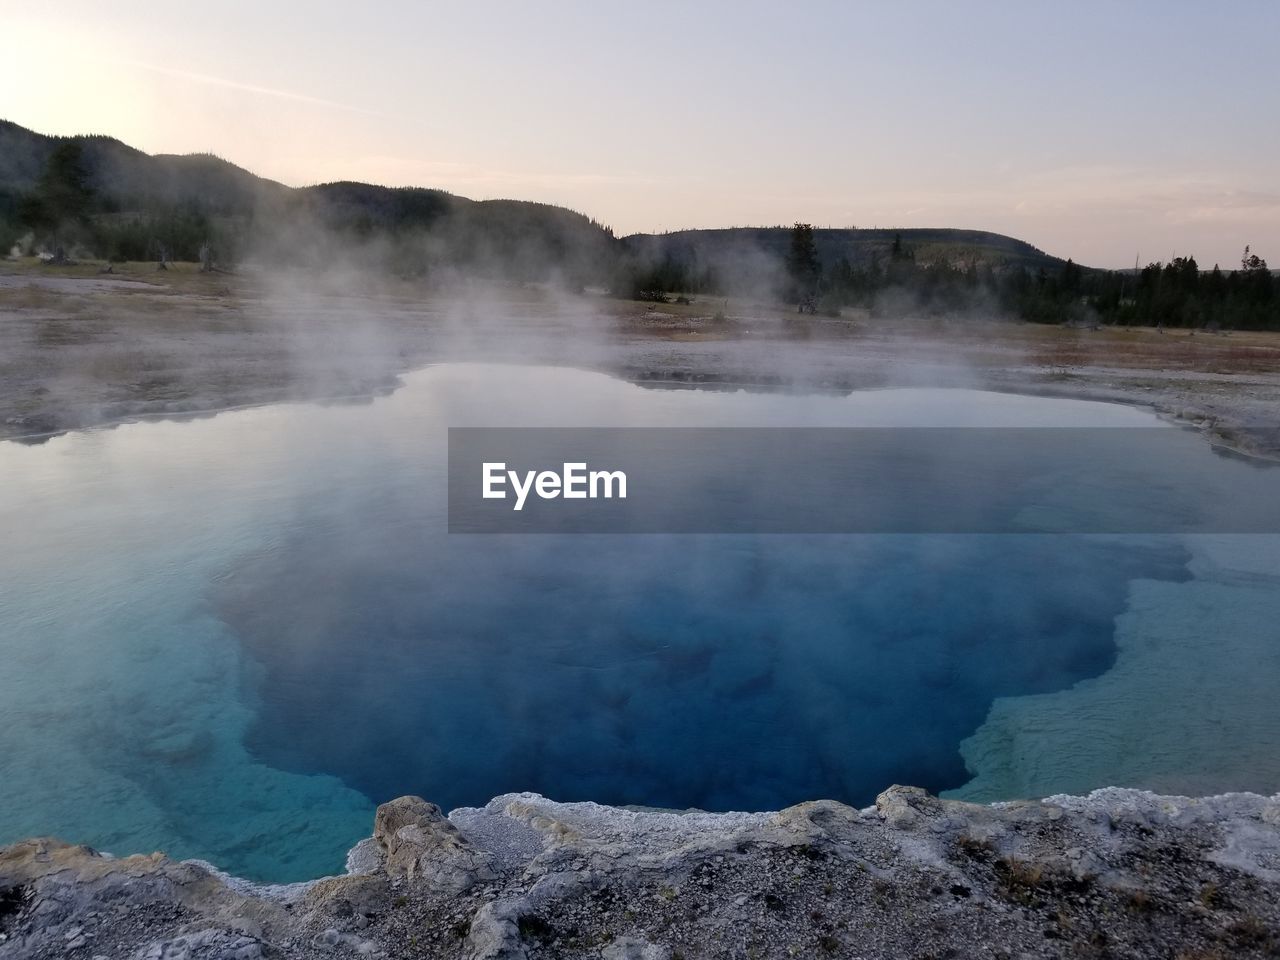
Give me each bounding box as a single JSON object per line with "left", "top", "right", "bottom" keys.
{"left": 1, "top": 119, "right": 1075, "bottom": 274}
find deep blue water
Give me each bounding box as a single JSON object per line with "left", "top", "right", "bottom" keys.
{"left": 3, "top": 363, "right": 1279, "bottom": 882}
{"left": 224, "top": 529, "right": 1187, "bottom": 813}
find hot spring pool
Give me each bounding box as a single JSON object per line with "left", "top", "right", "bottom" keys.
{"left": 2, "top": 364, "right": 1279, "bottom": 881}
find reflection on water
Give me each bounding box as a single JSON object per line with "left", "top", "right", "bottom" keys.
{"left": 0, "top": 364, "right": 1277, "bottom": 881}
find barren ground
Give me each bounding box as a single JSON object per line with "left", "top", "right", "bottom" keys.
{"left": 2, "top": 259, "right": 1279, "bottom": 458}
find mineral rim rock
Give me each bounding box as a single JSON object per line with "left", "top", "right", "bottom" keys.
{"left": 373, "top": 796, "right": 496, "bottom": 894}
{"left": 2, "top": 786, "right": 1279, "bottom": 959}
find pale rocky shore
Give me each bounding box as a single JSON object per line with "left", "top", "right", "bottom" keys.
{"left": 3, "top": 787, "right": 1280, "bottom": 960}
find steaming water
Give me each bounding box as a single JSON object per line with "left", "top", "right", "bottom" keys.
{"left": 2, "top": 364, "right": 1279, "bottom": 882}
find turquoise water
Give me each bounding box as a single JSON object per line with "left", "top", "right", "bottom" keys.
{"left": 2, "top": 364, "right": 1279, "bottom": 881}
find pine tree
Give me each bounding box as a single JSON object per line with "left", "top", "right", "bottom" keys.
{"left": 786, "top": 222, "right": 820, "bottom": 309}
{"left": 21, "top": 142, "right": 94, "bottom": 257}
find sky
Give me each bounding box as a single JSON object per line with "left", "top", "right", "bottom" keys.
{"left": 2, "top": 1, "right": 1277, "bottom": 268}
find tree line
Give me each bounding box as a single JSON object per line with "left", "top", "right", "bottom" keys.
{"left": 823, "top": 244, "right": 1277, "bottom": 331}
{"left": 1, "top": 142, "right": 240, "bottom": 265}
{"left": 4, "top": 145, "right": 1276, "bottom": 332}
{"left": 0, "top": 141, "right": 614, "bottom": 285}
{"left": 633, "top": 223, "right": 1279, "bottom": 331}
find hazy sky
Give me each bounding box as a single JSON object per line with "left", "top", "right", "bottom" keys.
{"left": 4, "top": 1, "right": 1277, "bottom": 267}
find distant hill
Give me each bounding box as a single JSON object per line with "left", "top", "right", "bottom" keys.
{"left": 0, "top": 120, "right": 286, "bottom": 213}
{"left": 5, "top": 120, "right": 1272, "bottom": 326}
{"left": 0, "top": 120, "right": 615, "bottom": 282}
{"left": 621, "top": 226, "right": 1070, "bottom": 275}
{"left": 2, "top": 120, "right": 1089, "bottom": 288}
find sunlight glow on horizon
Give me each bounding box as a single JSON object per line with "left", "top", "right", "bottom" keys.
{"left": 3, "top": 1, "right": 1277, "bottom": 269}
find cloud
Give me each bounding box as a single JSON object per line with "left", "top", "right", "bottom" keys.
{"left": 1163, "top": 190, "right": 1280, "bottom": 225}
{"left": 116, "top": 58, "right": 383, "bottom": 118}
{"left": 821, "top": 167, "right": 1280, "bottom": 228}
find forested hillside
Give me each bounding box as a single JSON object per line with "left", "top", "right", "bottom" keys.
{"left": 0, "top": 120, "right": 615, "bottom": 285}
{"left": 2, "top": 120, "right": 1275, "bottom": 328}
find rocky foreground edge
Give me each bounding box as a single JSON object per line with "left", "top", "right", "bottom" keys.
{"left": 2, "top": 787, "right": 1280, "bottom": 960}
